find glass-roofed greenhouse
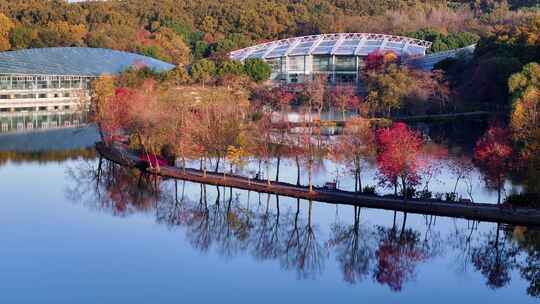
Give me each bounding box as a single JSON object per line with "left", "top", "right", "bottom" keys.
{"left": 0, "top": 47, "right": 175, "bottom": 115}
{"left": 230, "top": 33, "right": 432, "bottom": 84}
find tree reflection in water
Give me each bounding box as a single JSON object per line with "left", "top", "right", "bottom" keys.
{"left": 471, "top": 224, "right": 518, "bottom": 289}
{"left": 374, "top": 224, "right": 435, "bottom": 291}
{"left": 65, "top": 159, "right": 540, "bottom": 297}
{"left": 327, "top": 206, "right": 374, "bottom": 284}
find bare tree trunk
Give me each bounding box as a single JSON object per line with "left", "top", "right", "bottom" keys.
{"left": 275, "top": 155, "right": 281, "bottom": 182}
{"left": 356, "top": 157, "right": 362, "bottom": 192}
{"left": 497, "top": 176, "right": 503, "bottom": 204}
{"left": 400, "top": 212, "right": 408, "bottom": 236}
{"left": 354, "top": 170, "right": 358, "bottom": 192}
{"left": 295, "top": 155, "right": 301, "bottom": 186}
{"left": 308, "top": 160, "right": 313, "bottom": 192}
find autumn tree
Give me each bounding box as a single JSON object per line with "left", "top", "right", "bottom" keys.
{"left": 365, "top": 64, "right": 416, "bottom": 117}
{"left": 449, "top": 156, "right": 475, "bottom": 200}
{"left": 376, "top": 123, "right": 424, "bottom": 197}
{"left": 0, "top": 13, "right": 14, "bottom": 51}
{"left": 329, "top": 84, "right": 362, "bottom": 120}
{"left": 153, "top": 27, "right": 192, "bottom": 66}
{"left": 91, "top": 75, "right": 117, "bottom": 142}
{"left": 305, "top": 74, "right": 328, "bottom": 120}
{"left": 474, "top": 126, "right": 514, "bottom": 204}
{"left": 336, "top": 117, "right": 376, "bottom": 192}
{"left": 508, "top": 62, "right": 540, "bottom": 157}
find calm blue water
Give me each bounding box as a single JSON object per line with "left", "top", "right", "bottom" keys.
{"left": 0, "top": 128, "right": 538, "bottom": 303}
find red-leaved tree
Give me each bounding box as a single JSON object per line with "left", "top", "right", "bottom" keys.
{"left": 474, "top": 126, "right": 514, "bottom": 204}
{"left": 376, "top": 123, "right": 423, "bottom": 197}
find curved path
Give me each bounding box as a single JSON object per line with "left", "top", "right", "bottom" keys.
{"left": 97, "top": 142, "right": 540, "bottom": 226}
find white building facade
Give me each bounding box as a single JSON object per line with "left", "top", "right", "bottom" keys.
{"left": 0, "top": 47, "right": 175, "bottom": 113}
{"left": 230, "top": 33, "right": 432, "bottom": 84}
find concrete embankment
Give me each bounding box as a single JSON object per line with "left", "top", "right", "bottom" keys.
{"left": 97, "top": 142, "right": 540, "bottom": 226}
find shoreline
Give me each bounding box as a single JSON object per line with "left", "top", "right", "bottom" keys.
{"left": 96, "top": 142, "right": 540, "bottom": 226}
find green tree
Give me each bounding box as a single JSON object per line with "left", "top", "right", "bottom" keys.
{"left": 190, "top": 59, "right": 216, "bottom": 86}
{"left": 217, "top": 60, "right": 245, "bottom": 77}
{"left": 243, "top": 58, "right": 271, "bottom": 83}
{"left": 9, "top": 26, "right": 36, "bottom": 50}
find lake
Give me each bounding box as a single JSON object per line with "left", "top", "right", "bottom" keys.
{"left": 0, "top": 124, "right": 538, "bottom": 303}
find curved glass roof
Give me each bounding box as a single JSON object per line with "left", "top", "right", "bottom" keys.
{"left": 0, "top": 47, "right": 175, "bottom": 76}
{"left": 230, "top": 33, "right": 432, "bottom": 61}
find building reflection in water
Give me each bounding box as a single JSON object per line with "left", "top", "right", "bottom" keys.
{"left": 0, "top": 110, "right": 87, "bottom": 134}
{"left": 65, "top": 158, "right": 540, "bottom": 297}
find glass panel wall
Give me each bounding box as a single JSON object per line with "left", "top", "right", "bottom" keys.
{"left": 287, "top": 56, "right": 305, "bottom": 72}
{"left": 312, "top": 56, "right": 332, "bottom": 72}
{"left": 335, "top": 56, "right": 356, "bottom": 72}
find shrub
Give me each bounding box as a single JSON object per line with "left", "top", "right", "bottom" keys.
{"left": 362, "top": 185, "right": 376, "bottom": 195}
{"left": 416, "top": 189, "right": 433, "bottom": 199}
{"left": 402, "top": 187, "right": 416, "bottom": 199}
{"left": 504, "top": 193, "right": 540, "bottom": 208}
{"left": 445, "top": 192, "right": 457, "bottom": 202}
{"left": 244, "top": 58, "right": 271, "bottom": 83}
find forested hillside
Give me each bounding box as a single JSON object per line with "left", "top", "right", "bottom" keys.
{"left": 0, "top": 0, "right": 538, "bottom": 65}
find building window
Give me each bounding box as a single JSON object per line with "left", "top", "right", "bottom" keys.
{"left": 335, "top": 56, "right": 356, "bottom": 72}
{"left": 0, "top": 95, "right": 9, "bottom": 99}
{"left": 39, "top": 94, "right": 47, "bottom": 98}
{"left": 287, "top": 56, "right": 305, "bottom": 72}
{"left": 63, "top": 92, "right": 70, "bottom": 98}
{"left": 61, "top": 80, "right": 71, "bottom": 88}
{"left": 313, "top": 56, "right": 331, "bottom": 72}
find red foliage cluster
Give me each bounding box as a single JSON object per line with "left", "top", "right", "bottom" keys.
{"left": 365, "top": 50, "right": 400, "bottom": 70}
{"left": 328, "top": 85, "right": 363, "bottom": 117}
{"left": 474, "top": 126, "right": 514, "bottom": 203}
{"left": 376, "top": 123, "right": 424, "bottom": 194}
{"left": 138, "top": 152, "right": 168, "bottom": 168}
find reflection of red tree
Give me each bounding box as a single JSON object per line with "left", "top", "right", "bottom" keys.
{"left": 375, "top": 228, "right": 428, "bottom": 292}
{"left": 471, "top": 225, "right": 516, "bottom": 289}
{"left": 103, "top": 167, "right": 159, "bottom": 216}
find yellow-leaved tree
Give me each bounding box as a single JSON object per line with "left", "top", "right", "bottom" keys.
{"left": 0, "top": 13, "right": 15, "bottom": 51}
{"left": 509, "top": 62, "right": 540, "bottom": 157}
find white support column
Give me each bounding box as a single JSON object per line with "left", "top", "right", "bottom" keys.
{"left": 283, "top": 38, "right": 302, "bottom": 84}
{"left": 355, "top": 56, "right": 360, "bottom": 84}
{"left": 307, "top": 36, "right": 326, "bottom": 80}
{"left": 378, "top": 38, "right": 389, "bottom": 52}
{"left": 285, "top": 55, "right": 289, "bottom": 83}
{"left": 332, "top": 55, "right": 336, "bottom": 84}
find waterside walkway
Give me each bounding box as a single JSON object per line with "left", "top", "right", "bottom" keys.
{"left": 97, "top": 142, "right": 540, "bottom": 226}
